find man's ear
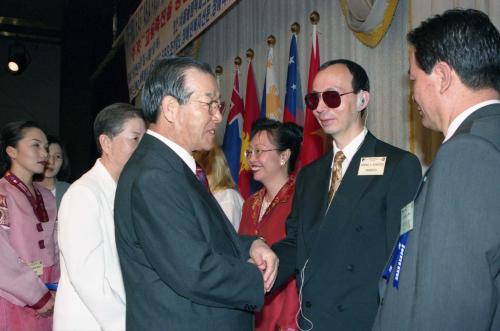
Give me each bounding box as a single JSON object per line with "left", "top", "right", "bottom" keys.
{"left": 356, "top": 90, "right": 369, "bottom": 111}
{"left": 433, "top": 61, "right": 453, "bottom": 94}
{"left": 160, "top": 96, "right": 180, "bottom": 123}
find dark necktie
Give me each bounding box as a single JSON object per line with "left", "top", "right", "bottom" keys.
{"left": 195, "top": 163, "right": 210, "bottom": 192}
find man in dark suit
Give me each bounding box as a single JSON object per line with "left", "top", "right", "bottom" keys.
{"left": 373, "top": 9, "right": 500, "bottom": 331}
{"left": 268, "top": 59, "right": 422, "bottom": 330}
{"left": 114, "top": 57, "right": 278, "bottom": 331}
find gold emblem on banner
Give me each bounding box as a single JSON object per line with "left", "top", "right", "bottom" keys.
{"left": 339, "top": 0, "right": 399, "bottom": 48}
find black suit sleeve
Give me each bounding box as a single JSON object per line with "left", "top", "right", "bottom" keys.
{"left": 271, "top": 169, "right": 304, "bottom": 288}
{"left": 131, "top": 168, "right": 264, "bottom": 311}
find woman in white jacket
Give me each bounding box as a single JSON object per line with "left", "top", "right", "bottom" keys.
{"left": 53, "top": 103, "right": 146, "bottom": 331}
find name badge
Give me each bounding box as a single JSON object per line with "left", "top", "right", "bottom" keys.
{"left": 29, "top": 260, "right": 43, "bottom": 276}
{"left": 400, "top": 201, "right": 414, "bottom": 234}
{"left": 358, "top": 157, "right": 386, "bottom": 176}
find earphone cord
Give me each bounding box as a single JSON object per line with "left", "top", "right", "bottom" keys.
{"left": 296, "top": 259, "right": 314, "bottom": 331}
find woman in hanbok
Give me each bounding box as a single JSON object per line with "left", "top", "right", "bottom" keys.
{"left": 238, "top": 118, "right": 303, "bottom": 331}
{"left": 0, "top": 121, "right": 59, "bottom": 331}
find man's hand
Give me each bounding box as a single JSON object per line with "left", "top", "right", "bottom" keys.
{"left": 249, "top": 238, "right": 278, "bottom": 292}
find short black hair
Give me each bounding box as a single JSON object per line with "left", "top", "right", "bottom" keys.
{"left": 0, "top": 120, "right": 44, "bottom": 176}
{"left": 407, "top": 8, "right": 500, "bottom": 91}
{"left": 93, "top": 103, "right": 145, "bottom": 154}
{"left": 318, "top": 59, "right": 370, "bottom": 93}
{"left": 141, "top": 56, "right": 214, "bottom": 123}
{"left": 250, "top": 117, "right": 303, "bottom": 174}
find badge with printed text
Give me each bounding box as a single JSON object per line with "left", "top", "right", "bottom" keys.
{"left": 400, "top": 201, "right": 414, "bottom": 234}
{"left": 29, "top": 260, "right": 43, "bottom": 276}
{"left": 358, "top": 156, "right": 386, "bottom": 175}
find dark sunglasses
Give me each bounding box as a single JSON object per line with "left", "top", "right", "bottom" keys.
{"left": 304, "top": 90, "right": 354, "bottom": 110}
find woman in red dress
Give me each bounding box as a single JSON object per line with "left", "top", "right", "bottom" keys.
{"left": 239, "top": 118, "right": 303, "bottom": 331}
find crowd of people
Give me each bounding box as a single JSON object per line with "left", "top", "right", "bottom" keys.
{"left": 0, "top": 8, "right": 499, "bottom": 331}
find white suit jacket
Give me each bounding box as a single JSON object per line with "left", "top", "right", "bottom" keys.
{"left": 54, "top": 159, "right": 126, "bottom": 331}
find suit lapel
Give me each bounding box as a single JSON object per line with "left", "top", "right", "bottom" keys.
{"left": 379, "top": 104, "right": 500, "bottom": 299}
{"left": 143, "top": 135, "right": 240, "bottom": 256}
{"left": 453, "top": 103, "right": 500, "bottom": 136}
{"left": 413, "top": 105, "right": 500, "bottom": 202}
{"left": 326, "top": 133, "right": 377, "bottom": 231}
{"left": 299, "top": 152, "right": 335, "bottom": 256}
{"left": 304, "top": 133, "right": 378, "bottom": 283}
{"left": 181, "top": 156, "right": 242, "bottom": 256}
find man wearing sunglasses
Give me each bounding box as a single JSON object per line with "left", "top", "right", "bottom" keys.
{"left": 270, "top": 59, "right": 422, "bottom": 330}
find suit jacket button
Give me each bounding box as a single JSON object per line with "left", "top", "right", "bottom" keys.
{"left": 305, "top": 301, "right": 312, "bottom": 308}
{"left": 347, "top": 264, "right": 354, "bottom": 271}
{"left": 337, "top": 304, "right": 345, "bottom": 312}
{"left": 355, "top": 225, "right": 364, "bottom": 232}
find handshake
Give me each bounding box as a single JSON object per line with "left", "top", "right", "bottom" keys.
{"left": 248, "top": 238, "right": 279, "bottom": 293}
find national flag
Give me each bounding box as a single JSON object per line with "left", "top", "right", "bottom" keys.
{"left": 299, "top": 23, "right": 327, "bottom": 168}
{"left": 239, "top": 61, "right": 260, "bottom": 199}
{"left": 283, "top": 33, "right": 304, "bottom": 125}
{"left": 262, "top": 46, "right": 282, "bottom": 121}
{"left": 260, "top": 78, "right": 266, "bottom": 118}
{"left": 222, "top": 68, "right": 243, "bottom": 184}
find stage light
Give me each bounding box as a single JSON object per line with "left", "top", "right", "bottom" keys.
{"left": 6, "top": 43, "right": 31, "bottom": 75}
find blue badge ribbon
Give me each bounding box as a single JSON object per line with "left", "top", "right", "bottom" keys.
{"left": 382, "top": 231, "right": 410, "bottom": 289}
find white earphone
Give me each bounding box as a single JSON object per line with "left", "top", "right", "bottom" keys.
{"left": 357, "top": 94, "right": 365, "bottom": 110}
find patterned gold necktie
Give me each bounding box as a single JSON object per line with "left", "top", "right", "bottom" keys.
{"left": 327, "top": 151, "right": 346, "bottom": 207}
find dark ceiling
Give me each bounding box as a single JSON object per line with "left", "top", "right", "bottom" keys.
{"left": 0, "top": 0, "right": 140, "bottom": 70}
{"left": 0, "top": 0, "right": 142, "bottom": 179}
{"left": 0, "top": 0, "right": 64, "bottom": 44}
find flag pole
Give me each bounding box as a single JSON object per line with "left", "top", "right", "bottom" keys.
{"left": 215, "top": 65, "right": 223, "bottom": 89}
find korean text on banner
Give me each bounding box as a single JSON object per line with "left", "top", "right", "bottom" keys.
{"left": 124, "top": 0, "right": 237, "bottom": 100}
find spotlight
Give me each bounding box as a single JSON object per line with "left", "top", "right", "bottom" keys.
{"left": 6, "top": 43, "right": 31, "bottom": 75}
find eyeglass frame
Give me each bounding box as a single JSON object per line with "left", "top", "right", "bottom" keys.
{"left": 304, "top": 90, "right": 354, "bottom": 110}
{"left": 192, "top": 99, "right": 223, "bottom": 115}
{"left": 244, "top": 148, "right": 280, "bottom": 159}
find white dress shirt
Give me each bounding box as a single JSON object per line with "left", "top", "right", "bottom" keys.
{"left": 147, "top": 129, "right": 196, "bottom": 173}
{"left": 330, "top": 127, "right": 368, "bottom": 184}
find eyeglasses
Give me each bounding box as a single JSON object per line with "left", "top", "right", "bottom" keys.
{"left": 193, "top": 99, "right": 222, "bottom": 115}
{"left": 304, "top": 90, "right": 354, "bottom": 110}
{"left": 245, "top": 148, "right": 279, "bottom": 159}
